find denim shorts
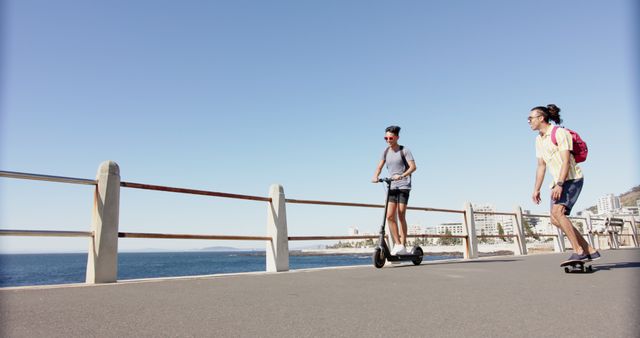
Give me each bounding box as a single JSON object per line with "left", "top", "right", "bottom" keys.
{"left": 550, "top": 178, "right": 583, "bottom": 215}
{"left": 388, "top": 189, "right": 410, "bottom": 204}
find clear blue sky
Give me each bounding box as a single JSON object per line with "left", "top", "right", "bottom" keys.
{"left": 1, "top": 0, "right": 638, "bottom": 253}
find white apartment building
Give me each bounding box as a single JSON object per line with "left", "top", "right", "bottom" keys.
{"left": 473, "top": 203, "right": 497, "bottom": 235}
{"left": 597, "top": 194, "right": 621, "bottom": 214}
{"left": 408, "top": 224, "right": 425, "bottom": 235}
{"left": 618, "top": 206, "right": 639, "bottom": 216}
{"left": 499, "top": 215, "right": 514, "bottom": 235}
{"left": 534, "top": 217, "right": 556, "bottom": 235}
{"left": 437, "top": 223, "right": 465, "bottom": 235}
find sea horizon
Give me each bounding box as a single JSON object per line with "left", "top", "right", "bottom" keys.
{"left": 0, "top": 250, "right": 461, "bottom": 288}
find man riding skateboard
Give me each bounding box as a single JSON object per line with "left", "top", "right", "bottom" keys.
{"left": 528, "top": 104, "right": 600, "bottom": 263}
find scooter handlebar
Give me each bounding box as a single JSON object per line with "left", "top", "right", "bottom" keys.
{"left": 378, "top": 177, "right": 394, "bottom": 183}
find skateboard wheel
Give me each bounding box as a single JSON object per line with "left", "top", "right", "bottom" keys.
{"left": 564, "top": 267, "right": 570, "bottom": 273}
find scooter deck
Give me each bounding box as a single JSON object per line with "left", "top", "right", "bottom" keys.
{"left": 387, "top": 253, "right": 421, "bottom": 261}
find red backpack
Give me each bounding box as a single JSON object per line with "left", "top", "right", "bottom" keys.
{"left": 551, "top": 126, "right": 588, "bottom": 163}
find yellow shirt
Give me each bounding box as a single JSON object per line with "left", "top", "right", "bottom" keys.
{"left": 535, "top": 125, "right": 583, "bottom": 187}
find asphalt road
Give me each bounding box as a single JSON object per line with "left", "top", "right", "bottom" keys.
{"left": 1, "top": 248, "right": 639, "bottom": 337}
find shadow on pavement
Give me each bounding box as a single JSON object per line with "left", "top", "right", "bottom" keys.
{"left": 592, "top": 262, "right": 640, "bottom": 271}
{"left": 385, "top": 258, "right": 521, "bottom": 268}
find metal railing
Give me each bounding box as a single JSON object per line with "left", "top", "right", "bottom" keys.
{"left": 117, "top": 181, "right": 273, "bottom": 242}
{"left": 2, "top": 164, "right": 639, "bottom": 285}
{"left": 0, "top": 170, "right": 272, "bottom": 242}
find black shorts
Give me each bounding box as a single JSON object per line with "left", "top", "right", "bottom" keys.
{"left": 550, "top": 178, "right": 584, "bottom": 215}
{"left": 388, "top": 189, "right": 410, "bottom": 204}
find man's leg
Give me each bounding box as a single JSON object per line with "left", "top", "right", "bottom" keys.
{"left": 551, "top": 204, "right": 590, "bottom": 255}
{"left": 398, "top": 203, "right": 408, "bottom": 246}
{"left": 386, "top": 202, "right": 400, "bottom": 245}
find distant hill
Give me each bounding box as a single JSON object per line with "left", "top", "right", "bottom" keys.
{"left": 620, "top": 185, "right": 640, "bottom": 207}
{"left": 200, "top": 246, "right": 246, "bottom": 252}
{"left": 585, "top": 185, "right": 640, "bottom": 213}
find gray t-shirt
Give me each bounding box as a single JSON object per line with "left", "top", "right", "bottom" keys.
{"left": 381, "top": 146, "right": 414, "bottom": 190}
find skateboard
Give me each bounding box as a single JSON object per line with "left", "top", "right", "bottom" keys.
{"left": 560, "top": 259, "right": 594, "bottom": 273}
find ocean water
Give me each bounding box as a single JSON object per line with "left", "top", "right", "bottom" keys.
{"left": 0, "top": 251, "right": 456, "bottom": 287}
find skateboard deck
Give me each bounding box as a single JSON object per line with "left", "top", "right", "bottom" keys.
{"left": 560, "top": 259, "right": 594, "bottom": 273}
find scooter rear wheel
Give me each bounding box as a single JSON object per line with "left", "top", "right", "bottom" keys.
{"left": 373, "top": 248, "right": 385, "bottom": 268}
{"left": 412, "top": 247, "right": 423, "bottom": 265}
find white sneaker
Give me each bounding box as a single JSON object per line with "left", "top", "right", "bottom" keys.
{"left": 390, "top": 244, "right": 404, "bottom": 255}
{"left": 397, "top": 245, "right": 408, "bottom": 255}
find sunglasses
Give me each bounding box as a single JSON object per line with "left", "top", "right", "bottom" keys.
{"left": 527, "top": 115, "right": 541, "bottom": 122}
{"left": 384, "top": 136, "right": 397, "bottom": 141}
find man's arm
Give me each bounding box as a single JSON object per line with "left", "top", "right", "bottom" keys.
{"left": 372, "top": 159, "right": 385, "bottom": 183}
{"left": 551, "top": 150, "right": 571, "bottom": 200}
{"left": 532, "top": 158, "right": 546, "bottom": 204}
{"left": 394, "top": 161, "right": 416, "bottom": 180}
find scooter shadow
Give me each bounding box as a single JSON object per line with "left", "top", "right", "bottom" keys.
{"left": 386, "top": 258, "right": 520, "bottom": 268}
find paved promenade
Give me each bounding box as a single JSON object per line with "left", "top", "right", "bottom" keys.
{"left": 1, "top": 248, "right": 638, "bottom": 337}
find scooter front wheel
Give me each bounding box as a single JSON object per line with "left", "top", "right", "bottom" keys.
{"left": 373, "top": 247, "right": 386, "bottom": 268}
{"left": 412, "top": 247, "right": 423, "bottom": 265}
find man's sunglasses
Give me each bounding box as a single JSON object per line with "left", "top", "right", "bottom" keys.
{"left": 527, "top": 114, "right": 541, "bottom": 122}
{"left": 384, "top": 136, "right": 396, "bottom": 141}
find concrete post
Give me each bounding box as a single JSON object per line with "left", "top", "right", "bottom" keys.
{"left": 86, "top": 161, "right": 120, "bottom": 284}
{"left": 585, "top": 214, "right": 596, "bottom": 249}
{"left": 266, "top": 184, "right": 289, "bottom": 272}
{"left": 463, "top": 202, "right": 478, "bottom": 259}
{"left": 605, "top": 215, "right": 619, "bottom": 249}
{"left": 553, "top": 226, "right": 566, "bottom": 253}
{"left": 627, "top": 216, "right": 639, "bottom": 247}
{"left": 513, "top": 207, "right": 528, "bottom": 256}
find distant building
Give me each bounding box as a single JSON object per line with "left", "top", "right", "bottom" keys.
{"left": 535, "top": 217, "right": 556, "bottom": 235}
{"left": 618, "top": 207, "right": 639, "bottom": 216}
{"left": 346, "top": 226, "right": 376, "bottom": 246}
{"left": 473, "top": 203, "right": 497, "bottom": 235}
{"left": 437, "top": 223, "right": 465, "bottom": 235}
{"left": 499, "top": 216, "right": 514, "bottom": 235}
{"left": 423, "top": 227, "right": 438, "bottom": 235}
{"left": 597, "top": 194, "right": 621, "bottom": 214}
{"left": 408, "top": 224, "right": 425, "bottom": 235}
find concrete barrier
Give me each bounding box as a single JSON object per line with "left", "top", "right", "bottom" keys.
{"left": 513, "top": 207, "right": 528, "bottom": 255}
{"left": 585, "top": 213, "right": 597, "bottom": 249}
{"left": 463, "top": 202, "right": 478, "bottom": 259}
{"left": 553, "top": 226, "right": 565, "bottom": 253}
{"left": 266, "top": 184, "right": 289, "bottom": 272}
{"left": 86, "top": 161, "right": 120, "bottom": 284}
{"left": 627, "top": 216, "right": 639, "bottom": 247}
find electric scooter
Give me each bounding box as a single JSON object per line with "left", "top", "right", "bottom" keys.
{"left": 372, "top": 178, "right": 423, "bottom": 268}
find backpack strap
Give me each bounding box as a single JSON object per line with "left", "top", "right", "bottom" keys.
{"left": 384, "top": 145, "right": 410, "bottom": 172}
{"left": 399, "top": 145, "right": 410, "bottom": 172}
{"left": 551, "top": 126, "right": 559, "bottom": 146}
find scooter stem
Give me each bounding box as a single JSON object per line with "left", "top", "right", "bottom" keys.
{"left": 379, "top": 179, "right": 393, "bottom": 235}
